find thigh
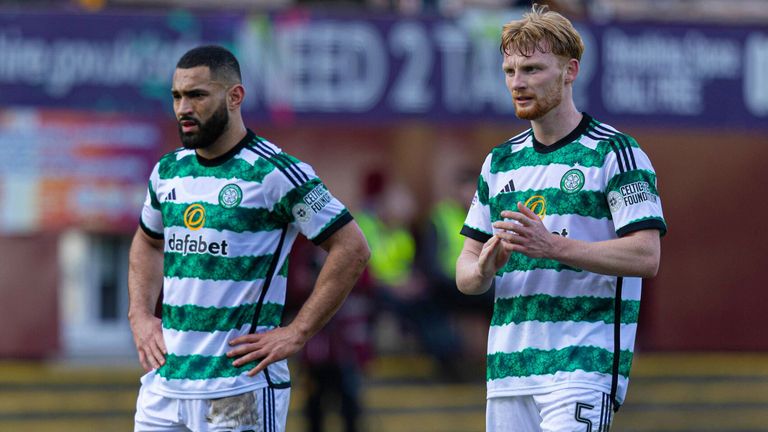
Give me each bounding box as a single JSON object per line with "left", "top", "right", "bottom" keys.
{"left": 188, "top": 387, "right": 291, "bottom": 432}
{"left": 534, "top": 389, "right": 614, "bottom": 432}
{"left": 135, "top": 385, "right": 189, "bottom": 432}
{"left": 486, "top": 396, "right": 542, "bottom": 432}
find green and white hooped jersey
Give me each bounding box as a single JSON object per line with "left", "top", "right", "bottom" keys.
{"left": 461, "top": 114, "right": 666, "bottom": 407}
{"left": 138, "top": 130, "right": 352, "bottom": 399}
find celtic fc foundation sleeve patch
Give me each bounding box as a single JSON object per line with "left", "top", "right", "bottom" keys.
{"left": 602, "top": 137, "right": 667, "bottom": 237}
{"left": 248, "top": 137, "right": 352, "bottom": 245}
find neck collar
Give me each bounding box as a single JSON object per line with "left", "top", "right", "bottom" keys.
{"left": 532, "top": 113, "right": 592, "bottom": 154}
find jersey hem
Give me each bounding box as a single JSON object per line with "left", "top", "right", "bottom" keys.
{"left": 487, "top": 380, "right": 623, "bottom": 404}
{"left": 141, "top": 372, "right": 275, "bottom": 400}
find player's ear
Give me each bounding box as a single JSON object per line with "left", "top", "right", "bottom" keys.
{"left": 564, "top": 58, "right": 579, "bottom": 84}
{"left": 227, "top": 84, "right": 245, "bottom": 110}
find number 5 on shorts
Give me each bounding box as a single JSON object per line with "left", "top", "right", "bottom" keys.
{"left": 574, "top": 402, "right": 594, "bottom": 431}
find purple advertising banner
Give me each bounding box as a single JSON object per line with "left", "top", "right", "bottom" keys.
{"left": 0, "top": 10, "right": 242, "bottom": 114}
{"left": 1, "top": 9, "right": 767, "bottom": 128}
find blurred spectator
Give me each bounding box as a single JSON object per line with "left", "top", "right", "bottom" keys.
{"left": 417, "top": 166, "right": 493, "bottom": 316}
{"left": 286, "top": 236, "right": 375, "bottom": 432}
{"left": 356, "top": 170, "right": 463, "bottom": 379}
{"left": 415, "top": 165, "right": 493, "bottom": 373}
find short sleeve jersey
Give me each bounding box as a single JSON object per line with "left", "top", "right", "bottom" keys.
{"left": 139, "top": 130, "right": 352, "bottom": 399}
{"left": 461, "top": 114, "right": 666, "bottom": 407}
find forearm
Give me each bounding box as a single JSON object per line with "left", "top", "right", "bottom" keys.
{"left": 127, "top": 229, "right": 165, "bottom": 322}
{"left": 456, "top": 250, "right": 494, "bottom": 295}
{"left": 289, "top": 225, "right": 370, "bottom": 341}
{"left": 550, "top": 231, "right": 660, "bottom": 278}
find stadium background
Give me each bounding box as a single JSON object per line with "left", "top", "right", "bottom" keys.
{"left": 0, "top": 0, "right": 767, "bottom": 430}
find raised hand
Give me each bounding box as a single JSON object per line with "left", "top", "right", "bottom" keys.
{"left": 492, "top": 201, "right": 556, "bottom": 259}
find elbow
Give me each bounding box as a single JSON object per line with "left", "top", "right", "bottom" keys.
{"left": 355, "top": 237, "right": 372, "bottom": 270}
{"left": 629, "top": 233, "right": 661, "bottom": 279}
{"left": 638, "top": 250, "right": 660, "bottom": 279}
{"left": 646, "top": 257, "right": 660, "bottom": 278}
{"left": 639, "top": 262, "right": 659, "bottom": 279}
{"left": 360, "top": 243, "right": 372, "bottom": 268}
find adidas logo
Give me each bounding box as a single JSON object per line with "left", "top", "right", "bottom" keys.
{"left": 165, "top": 188, "right": 177, "bottom": 201}
{"left": 499, "top": 179, "right": 515, "bottom": 194}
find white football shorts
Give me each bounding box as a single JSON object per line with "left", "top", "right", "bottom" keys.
{"left": 135, "top": 385, "right": 290, "bottom": 432}
{"left": 486, "top": 388, "right": 614, "bottom": 432}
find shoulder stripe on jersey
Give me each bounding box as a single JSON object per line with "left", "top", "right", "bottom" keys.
{"left": 250, "top": 139, "right": 303, "bottom": 185}
{"left": 616, "top": 134, "right": 638, "bottom": 170}
{"left": 589, "top": 121, "right": 619, "bottom": 138}
{"left": 616, "top": 138, "right": 632, "bottom": 172}
{"left": 585, "top": 129, "right": 615, "bottom": 142}
{"left": 253, "top": 138, "right": 310, "bottom": 184}
{"left": 277, "top": 153, "right": 309, "bottom": 183}
{"left": 246, "top": 143, "right": 301, "bottom": 188}
{"left": 507, "top": 129, "right": 532, "bottom": 144}
{"left": 585, "top": 131, "right": 609, "bottom": 141}
{"left": 607, "top": 139, "right": 625, "bottom": 173}
{"left": 610, "top": 276, "right": 623, "bottom": 412}
{"left": 588, "top": 122, "right": 640, "bottom": 172}
{"left": 592, "top": 122, "right": 638, "bottom": 170}
{"left": 593, "top": 121, "right": 620, "bottom": 136}
{"left": 587, "top": 126, "right": 616, "bottom": 141}
{"left": 615, "top": 136, "right": 634, "bottom": 172}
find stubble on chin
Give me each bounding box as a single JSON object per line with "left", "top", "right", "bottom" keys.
{"left": 514, "top": 89, "right": 562, "bottom": 121}
{"left": 514, "top": 103, "right": 544, "bottom": 121}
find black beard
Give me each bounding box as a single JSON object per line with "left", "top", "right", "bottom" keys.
{"left": 178, "top": 103, "right": 229, "bottom": 150}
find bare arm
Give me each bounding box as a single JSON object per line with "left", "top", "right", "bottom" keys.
{"left": 227, "top": 220, "right": 370, "bottom": 376}
{"left": 547, "top": 229, "right": 659, "bottom": 277}
{"left": 494, "top": 202, "right": 661, "bottom": 278}
{"left": 127, "top": 228, "right": 166, "bottom": 371}
{"left": 455, "top": 236, "right": 511, "bottom": 295}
